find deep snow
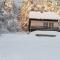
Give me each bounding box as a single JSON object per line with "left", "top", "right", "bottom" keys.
{"left": 0, "top": 31, "right": 60, "bottom": 60}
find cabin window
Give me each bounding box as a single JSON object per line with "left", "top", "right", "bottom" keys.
{"left": 49, "top": 22, "right": 54, "bottom": 28}
{"left": 43, "top": 22, "right": 54, "bottom": 29}
{"left": 43, "top": 22, "right": 48, "bottom": 28}
{"left": 58, "top": 22, "right": 60, "bottom": 26}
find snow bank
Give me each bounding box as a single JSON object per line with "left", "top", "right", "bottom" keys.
{"left": 29, "top": 30, "right": 58, "bottom": 35}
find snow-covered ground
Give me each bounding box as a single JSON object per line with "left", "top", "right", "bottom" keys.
{"left": 0, "top": 31, "right": 60, "bottom": 60}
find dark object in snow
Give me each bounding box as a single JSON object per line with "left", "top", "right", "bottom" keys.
{"left": 35, "top": 34, "right": 56, "bottom": 37}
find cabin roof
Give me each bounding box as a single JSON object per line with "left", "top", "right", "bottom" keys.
{"left": 29, "top": 11, "right": 60, "bottom": 20}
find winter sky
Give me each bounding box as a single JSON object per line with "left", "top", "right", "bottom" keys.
{"left": 13, "top": 0, "right": 23, "bottom": 7}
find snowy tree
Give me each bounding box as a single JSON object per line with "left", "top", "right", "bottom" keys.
{"left": 12, "top": 1, "right": 18, "bottom": 15}
{"left": 0, "top": 0, "right": 21, "bottom": 33}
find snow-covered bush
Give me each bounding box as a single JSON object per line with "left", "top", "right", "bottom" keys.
{"left": 7, "top": 18, "right": 20, "bottom": 32}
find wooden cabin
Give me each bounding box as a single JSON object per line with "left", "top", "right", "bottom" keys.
{"left": 29, "top": 11, "right": 60, "bottom": 31}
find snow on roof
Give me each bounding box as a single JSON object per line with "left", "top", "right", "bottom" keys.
{"left": 29, "top": 11, "right": 60, "bottom": 20}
